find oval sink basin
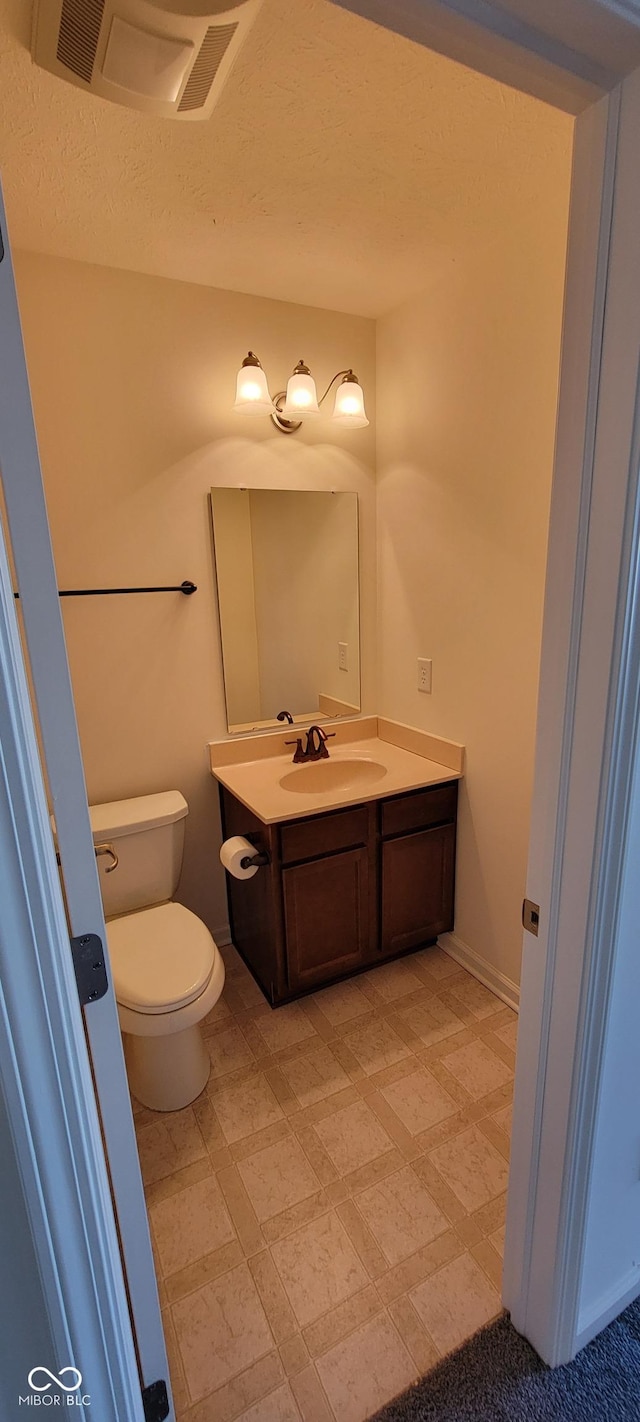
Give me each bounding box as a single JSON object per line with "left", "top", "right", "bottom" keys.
{"left": 279, "top": 758, "right": 388, "bottom": 794}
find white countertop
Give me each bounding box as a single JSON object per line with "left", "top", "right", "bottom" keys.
{"left": 211, "top": 734, "right": 461, "bottom": 824}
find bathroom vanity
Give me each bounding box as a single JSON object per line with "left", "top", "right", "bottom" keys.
{"left": 211, "top": 719, "right": 462, "bottom": 1006}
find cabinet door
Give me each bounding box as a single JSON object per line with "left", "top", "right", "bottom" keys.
{"left": 381, "top": 824, "right": 455, "bottom": 957}
{"left": 283, "top": 848, "right": 371, "bottom": 992}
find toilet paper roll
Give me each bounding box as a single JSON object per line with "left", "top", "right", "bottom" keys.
{"left": 219, "top": 836, "right": 260, "bottom": 880}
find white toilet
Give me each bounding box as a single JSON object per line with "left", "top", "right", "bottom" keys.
{"left": 89, "top": 790, "right": 225, "bottom": 1112}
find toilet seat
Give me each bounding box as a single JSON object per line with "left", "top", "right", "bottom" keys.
{"left": 106, "top": 901, "right": 215, "bottom": 1014}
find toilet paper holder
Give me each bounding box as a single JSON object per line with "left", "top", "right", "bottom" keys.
{"left": 240, "top": 849, "right": 270, "bottom": 870}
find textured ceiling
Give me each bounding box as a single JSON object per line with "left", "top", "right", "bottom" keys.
{"left": 0, "top": 0, "right": 572, "bottom": 317}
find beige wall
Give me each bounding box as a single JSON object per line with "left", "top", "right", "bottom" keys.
{"left": 15, "top": 251, "right": 376, "bottom": 936}
{"left": 376, "top": 201, "right": 570, "bottom": 989}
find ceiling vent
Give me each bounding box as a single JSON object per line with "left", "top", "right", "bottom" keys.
{"left": 32, "top": 0, "right": 262, "bottom": 121}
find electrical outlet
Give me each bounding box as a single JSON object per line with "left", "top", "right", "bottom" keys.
{"left": 418, "top": 658, "right": 432, "bottom": 693}
{"left": 338, "top": 642, "right": 348, "bottom": 672}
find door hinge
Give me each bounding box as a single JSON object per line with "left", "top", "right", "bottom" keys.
{"left": 70, "top": 932, "right": 109, "bottom": 1006}
{"left": 522, "top": 898, "right": 540, "bottom": 937}
{"left": 142, "top": 1379, "right": 169, "bottom": 1422}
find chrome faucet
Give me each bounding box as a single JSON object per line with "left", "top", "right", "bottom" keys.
{"left": 285, "top": 724, "right": 336, "bottom": 763}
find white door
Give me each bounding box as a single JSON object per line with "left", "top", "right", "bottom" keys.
{"left": 0, "top": 186, "right": 173, "bottom": 1418}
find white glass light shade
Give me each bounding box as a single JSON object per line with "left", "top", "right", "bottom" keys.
{"left": 282, "top": 371, "right": 320, "bottom": 419}
{"left": 331, "top": 378, "right": 369, "bottom": 428}
{"left": 233, "top": 361, "right": 273, "bottom": 416}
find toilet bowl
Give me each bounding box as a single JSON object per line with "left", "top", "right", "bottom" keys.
{"left": 89, "top": 791, "right": 225, "bottom": 1112}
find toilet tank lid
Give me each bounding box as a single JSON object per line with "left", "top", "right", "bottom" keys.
{"left": 88, "top": 791, "right": 188, "bottom": 840}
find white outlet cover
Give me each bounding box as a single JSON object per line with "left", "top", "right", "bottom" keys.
{"left": 418, "top": 657, "right": 432, "bottom": 692}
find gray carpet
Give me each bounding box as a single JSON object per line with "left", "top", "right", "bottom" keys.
{"left": 371, "top": 1299, "right": 640, "bottom": 1421}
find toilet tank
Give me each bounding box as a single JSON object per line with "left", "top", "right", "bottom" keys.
{"left": 89, "top": 791, "right": 188, "bottom": 918}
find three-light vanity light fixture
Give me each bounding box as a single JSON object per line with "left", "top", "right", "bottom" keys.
{"left": 233, "top": 352, "right": 369, "bottom": 433}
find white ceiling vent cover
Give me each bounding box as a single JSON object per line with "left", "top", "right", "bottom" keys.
{"left": 32, "top": 0, "right": 263, "bottom": 121}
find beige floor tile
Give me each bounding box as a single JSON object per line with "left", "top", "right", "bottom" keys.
{"left": 162, "top": 1307, "right": 189, "bottom": 1416}
{"left": 492, "top": 1104, "right": 513, "bottom": 1134}
{"left": 207, "top": 1023, "right": 256, "bottom": 1079}
{"left": 490, "top": 1225, "right": 506, "bottom": 1258}
{"left": 315, "top": 1312, "right": 415, "bottom": 1422}
{"left": 279, "top": 1335, "right": 310, "bottom": 1379}
{"left": 271, "top": 1212, "right": 368, "bottom": 1329}
{"left": 136, "top": 1109, "right": 207, "bottom": 1186}
{"left": 494, "top": 1020, "right": 519, "bottom": 1051}
{"left": 429, "top": 1125, "right": 509, "bottom": 1212}
{"left": 236, "top": 1382, "right": 302, "bottom": 1422}
{"left": 355, "top": 1166, "right": 448, "bottom": 1266}
{"left": 303, "top": 1283, "right": 382, "bottom": 1359}
{"left": 472, "top": 1193, "right": 507, "bottom": 1237}
{"left": 311, "top": 979, "right": 372, "bottom": 1026}
{"left": 202, "top": 995, "right": 233, "bottom": 1031}
{"left": 381, "top": 1068, "right": 458, "bottom": 1136}
{"left": 387, "top": 1294, "right": 439, "bottom": 1374}
{"left": 151, "top": 1175, "right": 236, "bottom": 1278}
{"left": 280, "top": 1045, "right": 351, "bottom": 1108}
{"left": 185, "top": 1353, "right": 285, "bottom": 1422}
{"left": 314, "top": 1099, "right": 394, "bottom": 1176}
{"left": 210, "top": 1072, "right": 284, "bottom": 1144}
{"left": 396, "top": 998, "right": 466, "bottom": 1048}
{"left": 232, "top": 974, "right": 269, "bottom": 1009}
{"left": 253, "top": 1005, "right": 318, "bottom": 1055}
{"left": 290, "top": 1365, "right": 335, "bottom": 1422}
{"left": 413, "top": 946, "right": 460, "bottom": 979}
{"left": 238, "top": 1137, "right": 321, "bottom": 1222}
{"left": 249, "top": 1251, "right": 299, "bottom": 1343}
{"left": 220, "top": 942, "right": 248, "bottom": 973}
{"left": 409, "top": 1252, "right": 501, "bottom": 1356}
{"left": 445, "top": 977, "right": 503, "bottom": 1020}
{"left": 362, "top": 960, "right": 425, "bottom": 1002}
{"left": 440, "top": 1039, "right": 512, "bottom": 1099}
{"left": 342, "top": 1018, "right": 413, "bottom": 1076}
{"left": 172, "top": 1262, "right": 274, "bottom": 1403}
{"left": 471, "top": 1237, "right": 503, "bottom": 1291}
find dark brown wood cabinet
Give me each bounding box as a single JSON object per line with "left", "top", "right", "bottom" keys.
{"left": 284, "top": 847, "right": 372, "bottom": 991}
{"left": 220, "top": 779, "right": 457, "bottom": 1006}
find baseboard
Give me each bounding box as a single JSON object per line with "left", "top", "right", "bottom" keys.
{"left": 438, "top": 932, "right": 520, "bottom": 1011}
{"left": 213, "top": 922, "right": 232, "bottom": 947}
{"left": 576, "top": 1265, "right": 640, "bottom": 1352}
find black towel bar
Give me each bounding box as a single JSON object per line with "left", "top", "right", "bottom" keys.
{"left": 14, "top": 580, "right": 197, "bottom": 598}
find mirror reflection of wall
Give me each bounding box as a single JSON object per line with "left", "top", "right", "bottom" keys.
{"left": 210, "top": 488, "right": 360, "bottom": 733}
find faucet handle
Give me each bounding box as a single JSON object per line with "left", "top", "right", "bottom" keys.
{"left": 284, "top": 736, "right": 305, "bottom": 764}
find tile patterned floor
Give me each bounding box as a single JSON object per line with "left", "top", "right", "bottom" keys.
{"left": 132, "top": 943, "right": 516, "bottom": 1422}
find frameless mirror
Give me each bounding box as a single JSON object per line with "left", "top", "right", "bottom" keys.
{"left": 210, "top": 488, "right": 360, "bottom": 733}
